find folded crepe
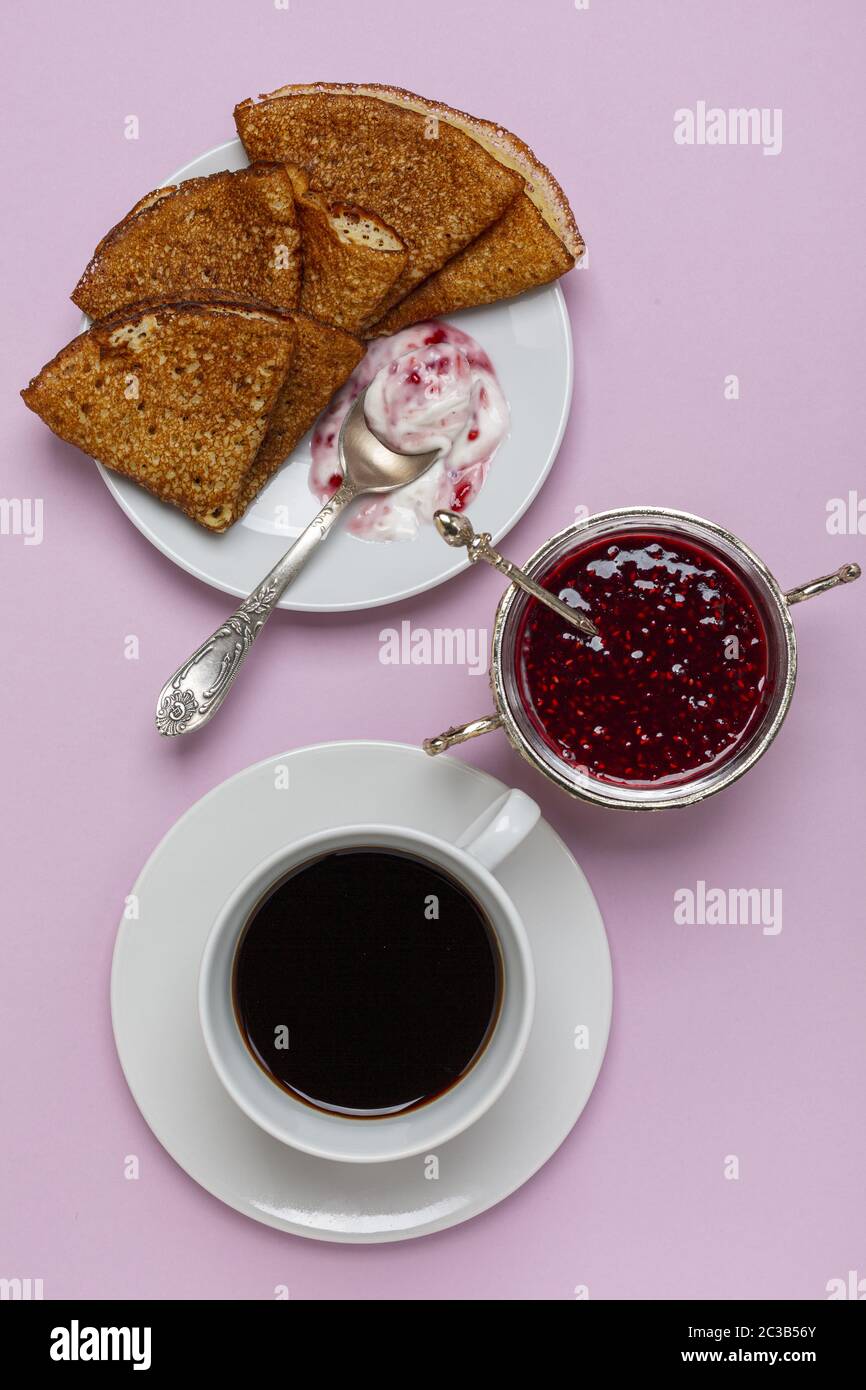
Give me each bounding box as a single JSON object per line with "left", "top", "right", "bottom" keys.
{"left": 71, "top": 164, "right": 302, "bottom": 320}
{"left": 237, "top": 310, "right": 364, "bottom": 514}
{"left": 22, "top": 295, "right": 365, "bottom": 530}
{"left": 22, "top": 300, "right": 297, "bottom": 531}
{"left": 368, "top": 185, "right": 580, "bottom": 336}
{"left": 236, "top": 84, "right": 584, "bottom": 334}
{"left": 287, "top": 165, "right": 407, "bottom": 334}
{"left": 235, "top": 84, "right": 524, "bottom": 318}
{"left": 355, "top": 84, "right": 584, "bottom": 334}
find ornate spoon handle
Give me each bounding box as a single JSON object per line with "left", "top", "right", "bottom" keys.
{"left": 156, "top": 480, "right": 358, "bottom": 737}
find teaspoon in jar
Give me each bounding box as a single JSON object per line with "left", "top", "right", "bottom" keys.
{"left": 434, "top": 509, "right": 598, "bottom": 638}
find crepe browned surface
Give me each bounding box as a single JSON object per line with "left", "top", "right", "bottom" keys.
{"left": 338, "top": 85, "right": 583, "bottom": 252}
{"left": 238, "top": 312, "right": 364, "bottom": 514}
{"left": 286, "top": 166, "right": 408, "bottom": 334}
{"left": 236, "top": 84, "right": 583, "bottom": 331}
{"left": 368, "top": 193, "right": 576, "bottom": 336}
{"left": 331, "top": 83, "right": 583, "bottom": 334}
{"left": 234, "top": 86, "right": 524, "bottom": 313}
{"left": 71, "top": 164, "right": 302, "bottom": 320}
{"left": 21, "top": 300, "right": 296, "bottom": 531}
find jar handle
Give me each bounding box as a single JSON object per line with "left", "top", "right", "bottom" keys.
{"left": 785, "top": 562, "right": 861, "bottom": 605}
{"left": 423, "top": 714, "right": 503, "bottom": 756}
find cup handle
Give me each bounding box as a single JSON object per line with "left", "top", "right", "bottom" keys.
{"left": 454, "top": 789, "right": 540, "bottom": 874}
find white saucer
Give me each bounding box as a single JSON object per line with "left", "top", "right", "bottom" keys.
{"left": 110, "top": 742, "right": 612, "bottom": 1243}
{"left": 94, "top": 139, "right": 573, "bottom": 612}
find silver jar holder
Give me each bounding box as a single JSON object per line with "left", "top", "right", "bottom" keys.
{"left": 424, "top": 506, "right": 860, "bottom": 811}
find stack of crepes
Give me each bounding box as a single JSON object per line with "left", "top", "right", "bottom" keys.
{"left": 22, "top": 84, "right": 583, "bottom": 531}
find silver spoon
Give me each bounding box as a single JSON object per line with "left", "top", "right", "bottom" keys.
{"left": 434, "top": 509, "right": 598, "bottom": 638}
{"left": 155, "top": 389, "right": 440, "bottom": 737}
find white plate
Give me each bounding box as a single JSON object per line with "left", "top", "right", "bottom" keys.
{"left": 111, "top": 741, "right": 612, "bottom": 1243}
{"left": 94, "top": 139, "right": 573, "bottom": 612}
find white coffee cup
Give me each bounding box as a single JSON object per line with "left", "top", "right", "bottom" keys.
{"left": 198, "top": 789, "right": 539, "bottom": 1163}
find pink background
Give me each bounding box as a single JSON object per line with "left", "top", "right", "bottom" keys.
{"left": 3, "top": 0, "right": 865, "bottom": 1300}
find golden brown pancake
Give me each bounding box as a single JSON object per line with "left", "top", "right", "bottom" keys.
{"left": 236, "top": 84, "right": 583, "bottom": 332}
{"left": 72, "top": 164, "right": 302, "bottom": 320}
{"left": 287, "top": 165, "right": 408, "bottom": 334}
{"left": 239, "top": 311, "right": 364, "bottom": 513}
{"left": 22, "top": 300, "right": 296, "bottom": 531}
{"left": 368, "top": 194, "right": 576, "bottom": 336}
{"left": 235, "top": 85, "right": 524, "bottom": 314}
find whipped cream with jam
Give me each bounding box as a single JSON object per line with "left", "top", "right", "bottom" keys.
{"left": 310, "top": 322, "right": 509, "bottom": 542}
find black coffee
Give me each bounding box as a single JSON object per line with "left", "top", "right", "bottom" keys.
{"left": 232, "top": 849, "right": 502, "bottom": 1116}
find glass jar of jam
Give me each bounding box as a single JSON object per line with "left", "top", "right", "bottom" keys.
{"left": 424, "top": 507, "right": 860, "bottom": 810}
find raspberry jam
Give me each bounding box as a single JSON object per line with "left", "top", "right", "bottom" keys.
{"left": 515, "top": 531, "right": 773, "bottom": 788}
